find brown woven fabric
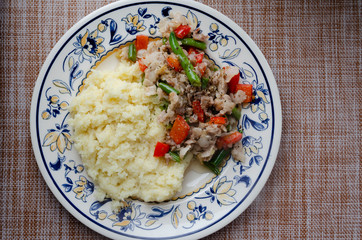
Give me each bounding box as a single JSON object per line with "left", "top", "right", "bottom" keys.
{"left": 1, "top": 0, "right": 360, "bottom": 239}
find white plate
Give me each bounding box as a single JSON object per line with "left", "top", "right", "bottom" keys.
{"left": 30, "top": 0, "right": 282, "bottom": 239}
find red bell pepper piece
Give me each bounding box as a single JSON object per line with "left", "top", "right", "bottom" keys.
{"left": 167, "top": 56, "right": 182, "bottom": 72}
{"left": 228, "top": 72, "right": 240, "bottom": 94}
{"left": 208, "top": 116, "right": 227, "bottom": 125}
{"left": 169, "top": 115, "right": 190, "bottom": 144}
{"left": 188, "top": 47, "right": 203, "bottom": 64}
{"left": 235, "top": 84, "right": 253, "bottom": 103}
{"left": 188, "top": 47, "right": 197, "bottom": 55}
{"left": 192, "top": 100, "right": 205, "bottom": 122}
{"left": 138, "top": 59, "right": 147, "bottom": 72}
{"left": 135, "top": 35, "right": 149, "bottom": 51}
{"left": 195, "top": 53, "right": 204, "bottom": 64}
{"left": 153, "top": 142, "right": 170, "bottom": 157}
{"left": 174, "top": 25, "right": 191, "bottom": 39}
{"left": 216, "top": 132, "right": 243, "bottom": 149}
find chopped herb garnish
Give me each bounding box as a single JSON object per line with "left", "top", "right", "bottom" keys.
{"left": 169, "top": 151, "right": 181, "bottom": 162}
{"left": 159, "top": 99, "right": 170, "bottom": 110}
{"left": 166, "top": 123, "right": 173, "bottom": 130}
{"left": 162, "top": 37, "right": 167, "bottom": 45}
{"left": 185, "top": 116, "right": 190, "bottom": 124}
{"left": 201, "top": 77, "right": 209, "bottom": 89}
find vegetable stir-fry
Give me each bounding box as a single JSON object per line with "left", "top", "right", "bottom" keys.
{"left": 121, "top": 12, "right": 253, "bottom": 174}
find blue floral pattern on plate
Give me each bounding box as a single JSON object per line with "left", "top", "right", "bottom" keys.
{"left": 31, "top": 2, "right": 280, "bottom": 239}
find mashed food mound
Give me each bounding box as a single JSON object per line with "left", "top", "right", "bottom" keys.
{"left": 68, "top": 60, "right": 191, "bottom": 202}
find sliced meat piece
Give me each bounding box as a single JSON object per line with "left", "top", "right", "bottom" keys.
{"left": 136, "top": 49, "right": 146, "bottom": 59}
{"left": 179, "top": 145, "right": 192, "bottom": 159}
{"left": 169, "top": 92, "right": 184, "bottom": 115}
{"left": 143, "top": 52, "right": 168, "bottom": 86}
{"left": 197, "top": 145, "right": 217, "bottom": 162}
{"left": 231, "top": 141, "right": 244, "bottom": 162}
{"left": 189, "top": 127, "right": 203, "bottom": 140}
{"left": 204, "top": 123, "right": 223, "bottom": 136}
{"left": 197, "top": 134, "right": 214, "bottom": 149}
{"left": 200, "top": 96, "right": 214, "bottom": 117}
{"left": 210, "top": 70, "right": 228, "bottom": 94}
{"left": 214, "top": 94, "right": 236, "bottom": 116}
{"left": 164, "top": 153, "right": 172, "bottom": 164}
{"left": 188, "top": 114, "right": 198, "bottom": 123}
{"left": 192, "top": 28, "right": 208, "bottom": 42}
{"left": 200, "top": 96, "right": 213, "bottom": 109}
{"left": 144, "top": 86, "right": 157, "bottom": 96}
{"left": 230, "top": 90, "right": 247, "bottom": 104}
{"left": 158, "top": 109, "right": 176, "bottom": 124}
{"left": 184, "top": 139, "right": 196, "bottom": 145}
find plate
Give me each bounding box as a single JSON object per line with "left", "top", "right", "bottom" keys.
{"left": 30, "top": 0, "right": 282, "bottom": 239}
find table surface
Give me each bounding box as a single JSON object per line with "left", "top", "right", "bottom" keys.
{"left": 1, "top": 0, "right": 361, "bottom": 239}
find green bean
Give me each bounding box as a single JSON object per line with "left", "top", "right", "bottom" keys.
{"left": 185, "top": 116, "right": 190, "bottom": 124}
{"left": 169, "top": 32, "right": 201, "bottom": 87}
{"left": 180, "top": 38, "right": 207, "bottom": 50}
{"left": 232, "top": 106, "right": 241, "bottom": 120}
{"left": 159, "top": 82, "right": 180, "bottom": 95}
{"left": 204, "top": 149, "right": 231, "bottom": 175}
{"left": 201, "top": 77, "right": 209, "bottom": 89}
{"left": 169, "top": 152, "right": 181, "bottom": 162}
{"left": 128, "top": 43, "right": 137, "bottom": 62}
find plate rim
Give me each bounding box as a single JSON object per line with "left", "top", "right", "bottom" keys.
{"left": 30, "top": 0, "right": 282, "bottom": 239}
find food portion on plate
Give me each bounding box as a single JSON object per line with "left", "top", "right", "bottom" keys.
{"left": 68, "top": 60, "right": 192, "bottom": 202}
{"left": 68, "top": 12, "right": 253, "bottom": 203}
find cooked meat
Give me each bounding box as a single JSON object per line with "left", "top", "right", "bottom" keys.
{"left": 210, "top": 70, "right": 228, "bottom": 94}
{"left": 164, "top": 153, "right": 173, "bottom": 164}
{"left": 200, "top": 95, "right": 213, "bottom": 107}
{"left": 145, "top": 86, "right": 157, "bottom": 96}
{"left": 168, "top": 92, "right": 186, "bottom": 115}
{"left": 190, "top": 127, "right": 203, "bottom": 140}
{"left": 127, "top": 12, "right": 249, "bottom": 170}
{"left": 197, "top": 134, "right": 214, "bottom": 149}
{"left": 158, "top": 109, "right": 176, "bottom": 124}
{"left": 231, "top": 90, "right": 247, "bottom": 104}
{"left": 188, "top": 114, "right": 198, "bottom": 123}
{"left": 197, "top": 145, "right": 217, "bottom": 162}
{"left": 192, "top": 28, "right": 208, "bottom": 42}
{"left": 143, "top": 52, "right": 167, "bottom": 86}
{"left": 231, "top": 141, "right": 244, "bottom": 161}
{"left": 179, "top": 145, "right": 192, "bottom": 159}
{"left": 214, "top": 94, "right": 236, "bottom": 116}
